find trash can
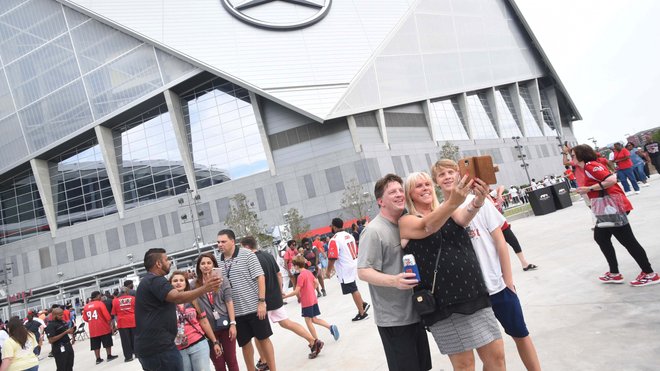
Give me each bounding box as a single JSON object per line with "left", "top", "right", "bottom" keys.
{"left": 529, "top": 188, "right": 556, "bottom": 216}
{"left": 550, "top": 182, "right": 573, "bottom": 210}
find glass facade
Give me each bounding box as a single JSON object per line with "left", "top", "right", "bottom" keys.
{"left": 495, "top": 89, "right": 522, "bottom": 138}
{"left": 466, "top": 93, "right": 498, "bottom": 139}
{"left": 429, "top": 98, "right": 469, "bottom": 140}
{"left": 0, "top": 0, "right": 196, "bottom": 170}
{"left": 181, "top": 78, "right": 268, "bottom": 188}
{"left": 48, "top": 138, "right": 115, "bottom": 228}
{"left": 518, "top": 85, "right": 543, "bottom": 137}
{"left": 113, "top": 103, "right": 188, "bottom": 209}
{"left": 540, "top": 91, "right": 558, "bottom": 136}
{"left": 0, "top": 168, "right": 46, "bottom": 245}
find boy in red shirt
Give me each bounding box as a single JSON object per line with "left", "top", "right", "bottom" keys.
{"left": 564, "top": 166, "right": 577, "bottom": 189}
{"left": 83, "top": 291, "right": 118, "bottom": 364}
{"left": 112, "top": 285, "right": 137, "bottom": 362}
{"left": 284, "top": 256, "right": 339, "bottom": 350}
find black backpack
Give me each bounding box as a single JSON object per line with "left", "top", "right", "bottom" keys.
{"left": 24, "top": 320, "right": 40, "bottom": 340}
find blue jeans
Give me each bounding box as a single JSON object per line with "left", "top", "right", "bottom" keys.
{"left": 616, "top": 167, "right": 639, "bottom": 192}
{"left": 138, "top": 347, "right": 183, "bottom": 371}
{"left": 180, "top": 339, "right": 211, "bottom": 371}
{"left": 633, "top": 163, "right": 647, "bottom": 182}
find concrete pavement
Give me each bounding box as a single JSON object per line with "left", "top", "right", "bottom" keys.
{"left": 38, "top": 176, "right": 660, "bottom": 370}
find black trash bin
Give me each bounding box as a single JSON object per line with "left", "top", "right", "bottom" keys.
{"left": 529, "top": 188, "right": 556, "bottom": 216}
{"left": 550, "top": 182, "right": 573, "bottom": 210}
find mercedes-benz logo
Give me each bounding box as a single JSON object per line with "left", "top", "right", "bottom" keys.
{"left": 222, "top": 0, "right": 332, "bottom": 30}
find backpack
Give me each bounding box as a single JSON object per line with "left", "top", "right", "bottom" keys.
{"left": 25, "top": 320, "right": 41, "bottom": 341}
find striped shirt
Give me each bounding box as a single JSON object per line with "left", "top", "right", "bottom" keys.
{"left": 220, "top": 247, "right": 264, "bottom": 317}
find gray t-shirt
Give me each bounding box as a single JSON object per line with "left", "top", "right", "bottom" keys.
{"left": 357, "top": 214, "right": 420, "bottom": 327}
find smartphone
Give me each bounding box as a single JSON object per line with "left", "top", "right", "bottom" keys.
{"left": 212, "top": 267, "right": 223, "bottom": 278}
{"left": 458, "top": 155, "right": 498, "bottom": 184}
{"left": 402, "top": 254, "right": 421, "bottom": 282}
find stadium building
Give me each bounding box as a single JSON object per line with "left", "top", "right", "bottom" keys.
{"left": 0, "top": 0, "right": 580, "bottom": 313}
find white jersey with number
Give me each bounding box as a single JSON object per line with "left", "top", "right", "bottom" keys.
{"left": 328, "top": 231, "right": 358, "bottom": 284}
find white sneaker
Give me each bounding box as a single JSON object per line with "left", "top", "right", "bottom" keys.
{"left": 635, "top": 191, "right": 641, "bottom": 194}
{"left": 625, "top": 191, "right": 634, "bottom": 196}
{"left": 641, "top": 183, "right": 650, "bottom": 187}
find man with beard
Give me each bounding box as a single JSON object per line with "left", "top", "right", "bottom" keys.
{"left": 134, "top": 248, "right": 220, "bottom": 371}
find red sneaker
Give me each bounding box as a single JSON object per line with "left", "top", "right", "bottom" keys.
{"left": 598, "top": 272, "right": 624, "bottom": 284}
{"left": 630, "top": 272, "right": 660, "bottom": 287}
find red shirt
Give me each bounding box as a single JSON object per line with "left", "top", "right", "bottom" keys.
{"left": 283, "top": 248, "right": 297, "bottom": 270}
{"left": 564, "top": 168, "right": 575, "bottom": 181}
{"left": 570, "top": 159, "right": 585, "bottom": 186}
{"left": 583, "top": 161, "right": 632, "bottom": 212}
{"left": 82, "top": 300, "right": 112, "bottom": 337}
{"left": 296, "top": 269, "right": 318, "bottom": 309}
{"left": 613, "top": 148, "right": 633, "bottom": 169}
{"left": 112, "top": 294, "right": 136, "bottom": 329}
{"left": 312, "top": 240, "right": 323, "bottom": 251}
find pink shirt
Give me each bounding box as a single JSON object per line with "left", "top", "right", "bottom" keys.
{"left": 296, "top": 269, "right": 318, "bottom": 308}
{"left": 570, "top": 159, "right": 586, "bottom": 187}
{"left": 284, "top": 248, "right": 297, "bottom": 270}
{"left": 176, "top": 304, "right": 205, "bottom": 350}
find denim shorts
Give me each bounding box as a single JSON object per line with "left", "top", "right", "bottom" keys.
{"left": 490, "top": 287, "right": 530, "bottom": 338}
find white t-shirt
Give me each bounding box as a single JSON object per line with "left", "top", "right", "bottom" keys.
{"left": 327, "top": 231, "right": 358, "bottom": 284}
{"left": 462, "top": 195, "right": 507, "bottom": 295}
{"left": 509, "top": 187, "right": 518, "bottom": 198}
{"left": 276, "top": 254, "right": 289, "bottom": 277}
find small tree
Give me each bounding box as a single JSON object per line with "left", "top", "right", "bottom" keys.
{"left": 225, "top": 193, "right": 272, "bottom": 246}
{"left": 652, "top": 130, "right": 660, "bottom": 143}
{"left": 284, "top": 207, "right": 309, "bottom": 240}
{"left": 340, "top": 178, "right": 372, "bottom": 220}
{"left": 439, "top": 141, "right": 460, "bottom": 162}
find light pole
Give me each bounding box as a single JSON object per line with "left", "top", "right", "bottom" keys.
{"left": 56, "top": 272, "right": 64, "bottom": 303}
{"left": 179, "top": 189, "right": 205, "bottom": 254}
{"left": 127, "top": 253, "right": 138, "bottom": 276}
{"left": 1, "top": 263, "right": 12, "bottom": 317}
{"left": 587, "top": 137, "right": 598, "bottom": 150}
{"left": 512, "top": 136, "right": 532, "bottom": 185}
{"left": 282, "top": 212, "right": 292, "bottom": 241}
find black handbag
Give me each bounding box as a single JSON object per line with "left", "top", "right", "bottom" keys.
{"left": 411, "top": 242, "right": 442, "bottom": 316}
{"left": 215, "top": 315, "right": 231, "bottom": 330}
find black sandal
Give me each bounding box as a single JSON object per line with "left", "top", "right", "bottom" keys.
{"left": 523, "top": 264, "right": 538, "bottom": 271}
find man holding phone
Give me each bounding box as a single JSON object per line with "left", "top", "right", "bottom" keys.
{"left": 357, "top": 174, "right": 432, "bottom": 371}
{"left": 45, "top": 307, "right": 75, "bottom": 371}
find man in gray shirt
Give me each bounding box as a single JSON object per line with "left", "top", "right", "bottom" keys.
{"left": 357, "top": 174, "right": 431, "bottom": 371}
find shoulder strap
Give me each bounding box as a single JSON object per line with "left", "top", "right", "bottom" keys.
{"left": 430, "top": 234, "right": 442, "bottom": 295}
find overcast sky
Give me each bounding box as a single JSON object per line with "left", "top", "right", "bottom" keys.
{"left": 515, "top": 0, "right": 660, "bottom": 147}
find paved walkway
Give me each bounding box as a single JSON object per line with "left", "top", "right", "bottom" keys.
{"left": 39, "top": 176, "right": 660, "bottom": 371}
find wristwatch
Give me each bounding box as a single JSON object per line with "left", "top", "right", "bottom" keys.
{"left": 258, "top": 298, "right": 266, "bottom": 303}
{"left": 213, "top": 341, "right": 220, "bottom": 345}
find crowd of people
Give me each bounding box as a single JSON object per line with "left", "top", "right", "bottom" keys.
{"left": 1, "top": 134, "right": 658, "bottom": 371}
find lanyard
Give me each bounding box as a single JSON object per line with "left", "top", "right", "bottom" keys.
{"left": 206, "top": 292, "right": 214, "bottom": 305}
{"left": 223, "top": 259, "right": 233, "bottom": 288}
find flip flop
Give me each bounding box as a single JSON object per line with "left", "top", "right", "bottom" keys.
{"left": 523, "top": 264, "right": 538, "bottom": 271}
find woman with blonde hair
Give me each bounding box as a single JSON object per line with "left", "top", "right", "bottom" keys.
{"left": 399, "top": 167, "right": 506, "bottom": 371}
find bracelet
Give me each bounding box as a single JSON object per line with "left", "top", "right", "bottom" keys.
{"left": 229, "top": 321, "right": 237, "bottom": 326}
{"left": 471, "top": 200, "right": 483, "bottom": 209}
